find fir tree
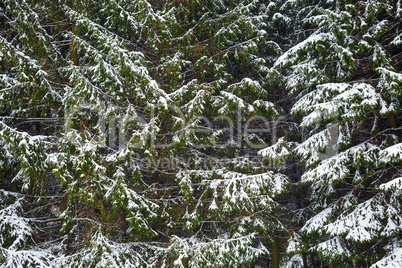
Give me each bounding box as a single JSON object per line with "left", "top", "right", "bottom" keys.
{"left": 0, "top": 0, "right": 401, "bottom": 267}
{"left": 265, "top": 0, "right": 402, "bottom": 266}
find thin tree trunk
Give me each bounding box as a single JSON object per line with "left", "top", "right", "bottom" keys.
{"left": 71, "top": 22, "right": 78, "bottom": 65}
{"left": 271, "top": 238, "right": 279, "bottom": 268}
{"left": 302, "top": 253, "right": 308, "bottom": 268}
{"left": 387, "top": 113, "right": 397, "bottom": 128}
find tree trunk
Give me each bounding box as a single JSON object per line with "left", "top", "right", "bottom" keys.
{"left": 71, "top": 22, "right": 78, "bottom": 65}
{"left": 271, "top": 238, "right": 279, "bottom": 268}
{"left": 387, "top": 113, "right": 397, "bottom": 128}
{"left": 302, "top": 253, "right": 308, "bottom": 268}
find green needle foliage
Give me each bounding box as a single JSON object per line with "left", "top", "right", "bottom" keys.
{"left": 0, "top": 0, "right": 401, "bottom": 267}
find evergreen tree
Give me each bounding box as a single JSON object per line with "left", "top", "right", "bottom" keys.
{"left": 265, "top": 0, "right": 402, "bottom": 266}
{"left": 0, "top": 0, "right": 401, "bottom": 267}
{"left": 0, "top": 0, "right": 291, "bottom": 266}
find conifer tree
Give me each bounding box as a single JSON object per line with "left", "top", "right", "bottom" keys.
{"left": 1, "top": 0, "right": 401, "bottom": 267}
{"left": 265, "top": 0, "right": 402, "bottom": 266}
{"left": 0, "top": 0, "right": 293, "bottom": 266}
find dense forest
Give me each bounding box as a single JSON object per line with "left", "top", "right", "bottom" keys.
{"left": 0, "top": 0, "right": 401, "bottom": 267}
